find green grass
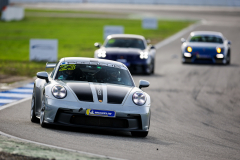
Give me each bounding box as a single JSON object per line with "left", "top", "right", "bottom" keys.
{"left": 0, "top": 10, "right": 193, "bottom": 77}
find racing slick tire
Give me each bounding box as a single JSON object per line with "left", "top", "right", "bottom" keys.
{"left": 40, "top": 96, "right": 47, "bottom": 128}
{"left": 40, "top": 110, "right": 46, "bottom": 128}
{"left": 151, "top": 61, "right": 155, "bottom": 74}
{"left": 226, "top": 52, "right": 231, "bottom": 65}
{"left": 145, "top": 59, "right": 154, "bottom": 75}
{"left": 131, "top": 131, "right": 149, "bottom": 137}
{"left": 30, "top": 93, "right": 38, "bottom": 123}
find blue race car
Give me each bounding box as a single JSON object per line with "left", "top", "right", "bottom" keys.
{"left": 94, "top": 34, "right": 156, "bottom": 74}
{"left": 181, "top": 31, "right": 231, "bottom": 64}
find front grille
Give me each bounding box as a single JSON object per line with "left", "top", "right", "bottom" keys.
{"left": 70, "top": 115, "right": 129, "bottom": 128}
{"left": 106, "top": 54, "right": 139, "bottom": 61}
{"left": 195, "top": 58, "right": 213, "bottom": 63}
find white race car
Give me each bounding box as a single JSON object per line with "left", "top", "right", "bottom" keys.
{"left": 31, "top": 57, "right": 151, "bottom": 137}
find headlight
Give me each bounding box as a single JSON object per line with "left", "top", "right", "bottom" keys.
{"left": 52, "top": 85, "right": 67, "bottom": 99}
{"left": 132, "top": 92, "right": 147, "bottom": 106}
{"left": 216, "top": 47, "right": 221, "bottom": 53}
{"left": 98, "top": 50, "right": 106, "bottom": 58}
{"left": 140, "top": 52, "right": 148, "bottom": 59}
{"left": 187, "top": 46, "right": 192, "bottom": 52}
{"left": 216, "top": 54, "right": 224, "bottom": 58}
{"left": 184, "top": 52, "right": 192, "bottom": 57}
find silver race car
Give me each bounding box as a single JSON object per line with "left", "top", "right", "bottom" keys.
{"left": 31, "top": 57, "right": 151, "bottom": 137}
{"left": 181, "top": 31, "right": 231, "bottom": 64}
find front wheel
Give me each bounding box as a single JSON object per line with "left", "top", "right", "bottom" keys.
{"left": 30, "top": 96, "right": 38, "bottom": 123}
{"left": 131, "top": 131, "right": 148, "bottom": 137}
{"left": 145, "top": 60, "right": 154, "bottom": 75}
{"left": 40, "top": 98, "right": 47, "bottom": 128}
{"left": 40, "top": 110, "right": 46, "bottom": 127}
{"left": 226, "top": 53, "right": 231, "bottom": 65}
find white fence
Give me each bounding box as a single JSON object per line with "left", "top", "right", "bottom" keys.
{"left": 9, "top": 0, "right": 240, "bottom": 6}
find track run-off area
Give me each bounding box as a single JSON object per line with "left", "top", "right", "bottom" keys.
{"left": 0, "top": 4, "right": 240, "bottom": 160}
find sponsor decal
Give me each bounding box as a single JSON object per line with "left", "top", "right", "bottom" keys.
{"left": 86, "top": 109, "right": 116, "bottom": 117}
{"left": 59, "top": 64, "right": 76, "bottom": 71}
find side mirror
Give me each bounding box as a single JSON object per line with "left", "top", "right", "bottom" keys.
{"left": 139, "top": 80, "right": 150, "bottom": 89}
{"left": 150, "top": 45, "right": 155, "bottom": 49}
{"left": 146, "top": 39, "right": 151, "bottom": 44}
{"left": 228, "top": 40, "right": 231, "bottom": 45}
{"left": 37, "top": 72, "right": 49, "bottom": 83}
{"left": 181, "top": 38, "right": 186, "bottom": 43}
{"left": 94, "top": 42, "right": 101, "bottom": 48}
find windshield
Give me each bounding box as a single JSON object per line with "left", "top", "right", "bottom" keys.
{"left": 104, "top": 38, "right": 146, "bottom": 50}
{"left": 189, "top": 35, "right": 223, "bottom": 44}
{"left": 55, "top": 63, "right": 134, "bottom": 87}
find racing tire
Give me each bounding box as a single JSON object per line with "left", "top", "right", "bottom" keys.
{"left": 30, "top": 95, "right": 38, "bottom": 123}
{"left": 40, "top": 97, "right": 47, "bottom": 128}
{"left": 131, "top": 131, "right": 148, "bottom": 137}
{"left": 145, "top": 60, "right": 154, "bottom": 75}
{"left": 151, "top": 61, "right": 155, "bottom": 74}
{"left": 226, "top": 52, "right": 231, "bottom": 65}
{"left": 40, "top": 110, "right": 46, "bottom": 128}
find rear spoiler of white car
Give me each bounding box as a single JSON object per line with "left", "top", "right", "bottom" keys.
{"left": 45, "top": 62, "right": 56, "bottom": 71}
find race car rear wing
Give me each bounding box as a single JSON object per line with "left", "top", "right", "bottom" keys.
{"left": 45, "top": 62, "right": 56, "bottom": 71}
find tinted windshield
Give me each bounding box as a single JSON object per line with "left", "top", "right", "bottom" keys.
{"left": 55, "top": 63, "right": 134, "bottom": 87}
{"left": 189, "top": 35, "right": 223, "bottom": 44}
{"left": 105, "top": 38, "right": 146, "bottom": 50}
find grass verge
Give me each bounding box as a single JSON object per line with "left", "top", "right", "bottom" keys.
{"left": 0, "top": 9, "right": 193, "bottom": 77}
{"left": 0, "top": 134, "right": 109, "bottom": 160}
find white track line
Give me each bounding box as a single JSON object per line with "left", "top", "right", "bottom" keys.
{"left": 10, "top": 89, "right": 33, "bottom": 93}
{"left": 0, "top": 21, "right": 201, "bottom": 160}
{"left": 0, "top": 97, "right": 32, "bottom": 111}
{"left": 0, "top": 93, "right": 32, "bottom": 98}
{"left": 155, "top": 20, "right": 203, "bottom": 50}
{"left": 0, "top": 99, "right": 18, "bottom": 103}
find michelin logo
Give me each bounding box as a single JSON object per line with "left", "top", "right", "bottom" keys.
{"left": 86, "top": 109, "right": 115, "bottom": 117}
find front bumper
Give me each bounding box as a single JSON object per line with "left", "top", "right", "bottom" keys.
{"left": 44, "top": 98, "right": 150, "bottom": 132}
{"left": 99, "top": 55, "right": 151, "bottom": 73}
{"left": 182, "top": 52, "right": 225, "bottom": 64}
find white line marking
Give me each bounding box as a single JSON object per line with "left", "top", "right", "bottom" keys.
{"left": 0, "top": 99, "right": 18, "bottom": 103}
{"left": 0, "top": 93, "right": 32, "bottom": 98}
{"left": 155, "top": 20, "right": 203, "bottom": 50}
{"left": 10, "top": 89, "right": 33, "bottom": 93}
{"left": 0, "top": 97, "right": 32, "bottom": 111}
{"left": 23, "top": 84, "right": 34, "bottom": 88}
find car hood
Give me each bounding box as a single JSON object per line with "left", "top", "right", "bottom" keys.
{"left": 102, "top": 48, "right": 144, "bottom": 55}
{"left": 58, "top": 81, "right": 134, "bottom": 104}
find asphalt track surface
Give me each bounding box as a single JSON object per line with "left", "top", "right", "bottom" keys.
{"left": 0, "top": 5, "right": 240, "bottom": 160}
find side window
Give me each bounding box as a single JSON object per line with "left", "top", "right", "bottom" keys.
{"left": 50, "top": 61, "right": 60, "bottom": 78}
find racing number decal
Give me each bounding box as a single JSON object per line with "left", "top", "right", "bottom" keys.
{"left": 59, "top": 64, "right": 76, "bottom": 71}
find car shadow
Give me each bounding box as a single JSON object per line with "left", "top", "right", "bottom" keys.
{"left": 44, "top": 124, "right": 171, "bottom": 145}
{"left": 183, "top": 63, "right": 239, "bottom": 67}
